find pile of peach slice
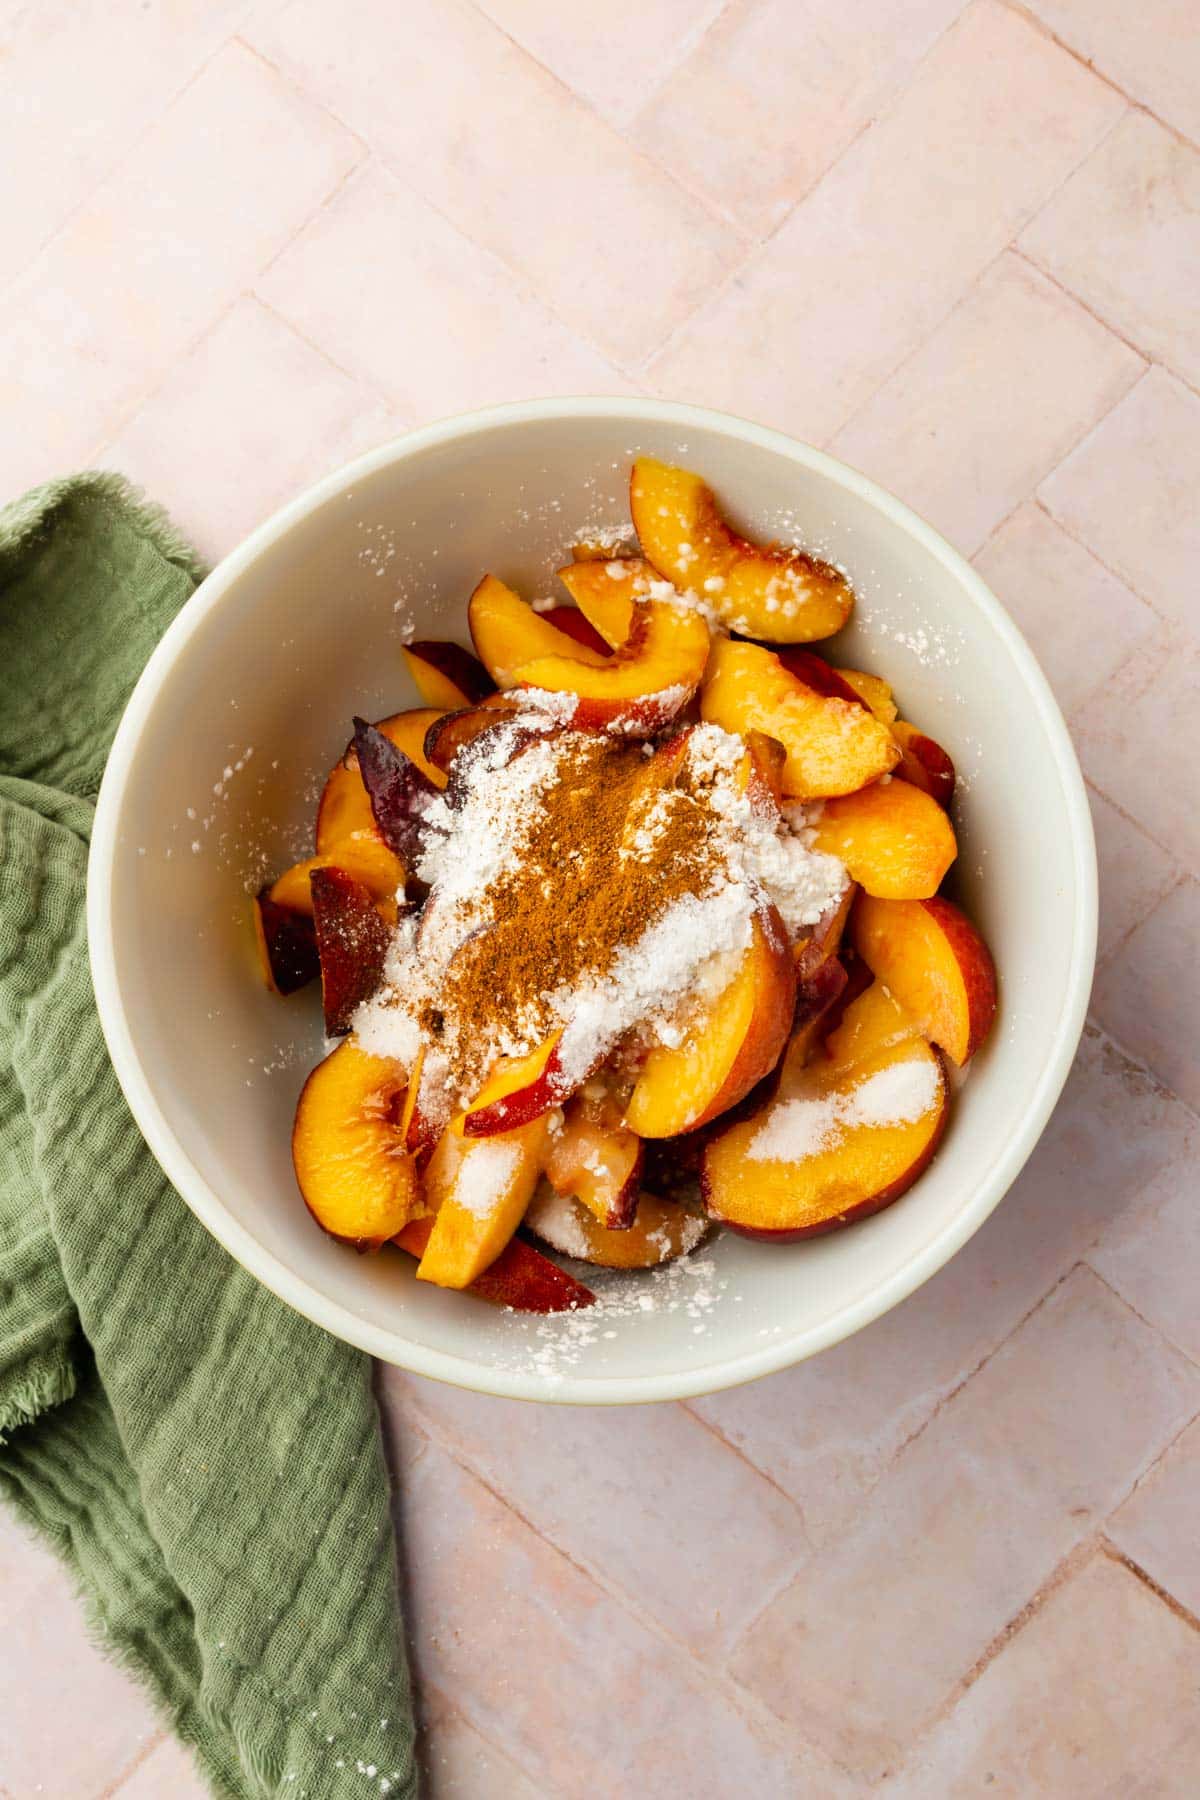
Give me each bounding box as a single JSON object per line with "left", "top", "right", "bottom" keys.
{"left": 256, "top": 456, "right": 997, "bottom": 1314}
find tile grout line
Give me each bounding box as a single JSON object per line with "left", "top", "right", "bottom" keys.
{"left": 1104, "top": 1403, "right": 1200, "bottom": 1515}
{"left": 998, "top": 0, "right": 1200, "bottom": 156}
{"left": 398, "top": 1395, "right": 832, "bottom": 1773}
{"left": 922, "top": 1537, "right": 1103, "bottom": 1731}
{"left": 252, "top": 291, "right": 403, "bottom": 419}
{"left": 1013, "top": 244, "right": 1200, "bottom": 406}
{"left": 630, "top": 0, "right": 991, "bottom": 382}
{"left": 718, "top": 1269, "right": 1086, "bottom": 1674}
{"left": 1034, "top": 454, "right": 1194, "bottom": 631}
{"left": 1084, "top": 1265, "right": 1200, "bottom": 1373}
{"left": 454, "top": 0, "right": 752, "bottom": 252}
{"left": 233, "top": 33, "right": 372, "bottom": 160}
{"left": 1101, "top": 1539, "right": 1200, "bottom": 1635}
{"left": 251, "top": 153, "right": 374, "bottom": 293}
{"left": 97, "top": 1726, "right": 169, "bottom": 1799}
{"left": 1092, "top": 856, "right": 1189, "bottom": 978}
{"left": 676, "top": 1402, "right": 815, "bottom": 1543}
{"left": 0, "top": 29, "right": 239, "bottom": 308}
{"left": 419, "top": 1680, "right": 569, "bottom": 1800}
{"left": 364, "top": 150, "right": 657, "bottom": 390}
{"left": 1086, "top": 1015, "right": 1200, "bottom": 1129}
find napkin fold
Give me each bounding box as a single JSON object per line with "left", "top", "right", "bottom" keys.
{"left": 0, "top": 475, "right": 416, "bottom": 1800}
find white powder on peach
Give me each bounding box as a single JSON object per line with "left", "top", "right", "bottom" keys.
{"left": 454, "top": 1139, "right": 521, "bottom": 1218}
{"left": 353, "top": 710, "right": 846, "bottom": 1121}
{"left": 747, "top": 1057, "right": 940, "bottom": 1163}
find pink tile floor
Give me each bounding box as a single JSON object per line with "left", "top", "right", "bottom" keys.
{"left": 1, "top": 1, "right": 1197, "bottom": 1793}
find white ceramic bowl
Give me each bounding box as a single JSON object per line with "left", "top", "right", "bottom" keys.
{"left": 88, "top": 400, "right": 1096, "bottom": 1404}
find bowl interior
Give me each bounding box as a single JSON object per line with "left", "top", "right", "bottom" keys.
{"left": 92, "top": 405, "right": 1094, "bottom": 1401}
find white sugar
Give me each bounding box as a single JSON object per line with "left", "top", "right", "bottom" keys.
{"left": 455, "top": 1139, "right": 521, "bottom": 1218}
{"left": 748, "top": 1056, "right": 940, "bottom": 1163}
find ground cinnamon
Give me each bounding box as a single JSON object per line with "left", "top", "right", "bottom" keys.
{"left": 423, "top": 733, "right": 725, "bottom": 1092}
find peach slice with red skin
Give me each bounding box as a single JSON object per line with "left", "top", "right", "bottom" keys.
{"left": 544, "top": 1091, "right": 643, "bottom": 1229}
{"left": 773, "top": 648, "right": 864, "bottom": 708}
{"left": 807, "top": 778, "right": 957, "bottom": 899}
{"left": 468, "top": 573, "right": 609, "bottom": 687}
{"left": 292, "top": 1041, "right": 425, "bottom": 1249}
{"left": 557, "top": 555, "right": 659, "bottom": 648}
{"left": 891, "top": 721, "right": 956, "bottom": 807}
{"left": 460, "top": 1029, "right": 598, "bottom": 1138}
{"left": 792, "top": 882, "right": 855, "bottom": 983}
{"left": 513, "top": 597, "right": 710, "bottom": 734}
{"left": 394, "top": 1215, "right": 594, "bottom": 1312}
{"left": 416, "top": 1111, "right": 549, "bottom": 1289}
{"left": 701, "top": 637, "right": 899, "bottom": 799}
{"left": 317, "top": 709, "right": 446, "bottom": 853}
{"left": 852, "top": 893, "right": 996, "bottom": 1065}
{"left": 254, "top": 893, "right": 319, "bottom": 994}
{"left": 535, "top": 604, "right": 612, "bottom": 657}
{"left": 836, "top": 668, "right": 897, "bottom": 723}
{"left": 401, "top": 640, "right": 493, "bottom": 711}
{"left": 525, "top": 1186, "right": 710, "bottom": 1269}
{"left": 267, "top": 837, "right": 406, "bottom": 917}
{"left": 630, "top": 457, "right": 854, "bottom": 643}
{"left": 310, "top": 866, "right": 393, "bottom": 1036}
{"left": 624, "top": 905, "right": 796, "bottom": 1138}
{"left": 702, "top": 982, "right": 948, "bottom": 1239}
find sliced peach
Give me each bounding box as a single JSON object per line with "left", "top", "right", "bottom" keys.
{"left": 310, "top": 866, "right": 392, "bottom": 1036}
{"left": 544, "top": 1091, "right": 643, "bottom": 1229}
{"left": 836, "top": 668, "right": 896, "bottom": 723}
{"left": 703, "top": 982, "right": 947, "bottom": 1239}
{"left": 416, "top": 1113, "right": 549, "bottom": 1289}
{"left": 630, "top": 456, "right": 853, "bottom": 642}
{"left": 892, "top": 721, "right": 956, "bottom": 807}
{"left": 513, "top": 597, "right": 710, "bottom": 734}
{"left": 317, "top": 709, "right": 446, "bottom": 853}
{"left": 253, "top": 892, "right": 319, "bottom": 994}
{"left": 792, "top": 882, "right": 855, "bottom": 982}
{"left": 292, "top": 1041, "right": 425, "bottom": 1249}
{"left": 460, "top": 1030, "right": 592, "bottom": 1138}
{"left": 266, "top": 837, "right": 406, "bottom": 917}
{"left": 807, "top": 778, "right": 956, "bottom": 899}
{"left": 535, "top": 604, "right": 612, "bottom": 657}
{"left": 353, "top": 716, "right": 443, "bottom": 865}
{"left": 571, "top": 533, "right": 634, "bottom": 562}
{"left": 624, "top": 905, "right": 796, "bottom": 1138}
{"left": 557, "top": 555, "right": 660, "bottom": 648}
{"left": 525, "top": 1185, "right": 710, "bottom": 1269}
{"left": 401, "top": 640, "right": 492, "bottom": 711}
{"left": 852, "top": 893, "right": 996, "bottom": 1066}
{"left": 395, "top": 1216, "right": 594, "bottom": 1312}
{"left": 774, "top": 648, "right": 864, "bottom": 706}
{"left": 468, "top": 573, "right": 608, "bottom": 687}
{"left": 736, "top": 729, "right": 787, "bottom": 813}
{"left": 422, "top": 695, "right": 521, "bottom": 776}
{"left": 701, "top": 637, "right": 898, "bottom": 799}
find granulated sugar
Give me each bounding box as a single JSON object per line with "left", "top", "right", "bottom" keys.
{"left": 747, "top": 1056, "right": 940, "bottom": 1163}
{"left": 352, "top": 703, "right": 848, "bottom": 1120}
{"left": 455, "top": 1139, "right": 521, "bottom": 1218}
{"left": 496, "top": 1247, "right": 729, "bottom": 1387}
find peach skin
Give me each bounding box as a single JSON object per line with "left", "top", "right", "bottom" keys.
{"left": 292, "top": 1041, "right": 425, "bottom": 1249}
{"left": 852, "top": 893, "right": 996, "bottom": 1065}
{"left": 703, "top": 982, "right": 947, "bottom": 1239}
{"left": 701, "top": 637, "right": 898, "bottom": 798}
{"left": 625, "top": 905, "right": 796, "bottom": 1138}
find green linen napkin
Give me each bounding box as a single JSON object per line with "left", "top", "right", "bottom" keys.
{"left": 0, "top": 475, "right": 417, "bottom": 1800}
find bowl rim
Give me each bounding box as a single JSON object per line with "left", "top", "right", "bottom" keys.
{"left": 87, "top": 396, "right": 1098, "bottom": 1404}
